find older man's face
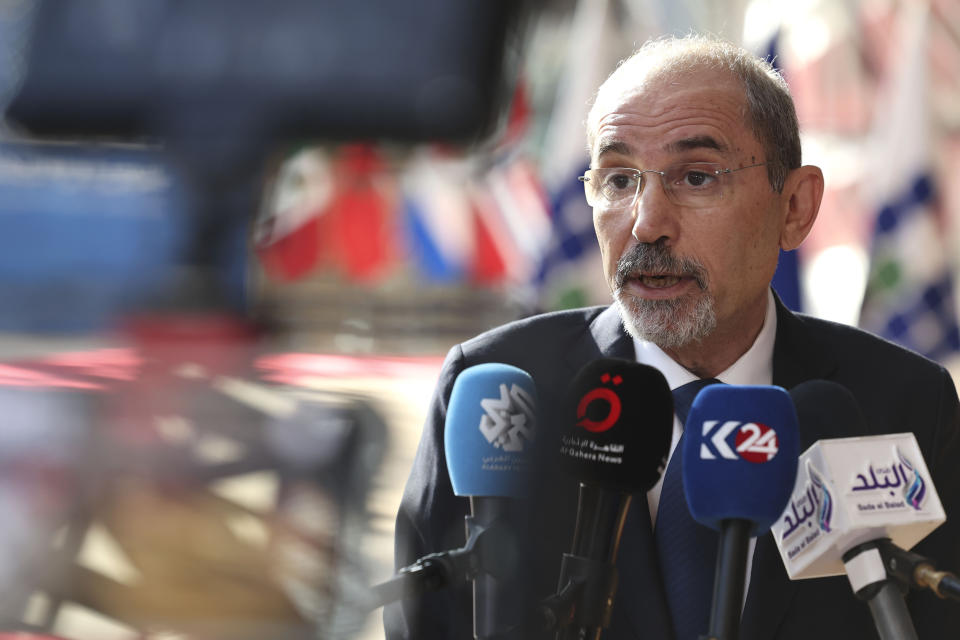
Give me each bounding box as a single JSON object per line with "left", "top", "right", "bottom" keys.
{"left": 590, "top": 69, "right": 785, "bottom": 350}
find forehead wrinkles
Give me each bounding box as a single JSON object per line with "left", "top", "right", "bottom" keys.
{"left": 592, "top": 80, "right": 752, "bottom": 160}
{"left": 597, "top": 101, "right": 744, "bottom": 146}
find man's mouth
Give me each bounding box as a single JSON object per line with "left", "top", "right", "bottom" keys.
{"left": 614, "top": 241, "right": 708, "bottom": 292}
{"left": 638, "top": 274, "right": 682, "bottom": 288}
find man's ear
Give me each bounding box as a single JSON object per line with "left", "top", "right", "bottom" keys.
{"left": 779, "top": 165, "right": 824, "bottom": 251}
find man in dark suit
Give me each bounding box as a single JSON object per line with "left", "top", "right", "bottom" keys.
{"left": 385, "top": 34, "right": 960, "bottom": 639}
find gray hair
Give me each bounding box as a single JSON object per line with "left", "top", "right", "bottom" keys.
{"left": 586, "top": 34, "right": 800, "bottom": 192}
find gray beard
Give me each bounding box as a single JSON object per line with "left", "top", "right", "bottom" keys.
{"left": 612, "top": 241, "right": 717, "bottom": 349}
{"left": 614, "top": 291, "right": 717, "bottom": 349}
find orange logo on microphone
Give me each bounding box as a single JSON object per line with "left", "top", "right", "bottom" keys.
{"left": 576, "top": 373, "right": 622, "bottom": 433}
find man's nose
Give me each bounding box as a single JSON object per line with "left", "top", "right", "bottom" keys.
{"left": 630, "top": 174, "right": 679, "bottom": 244}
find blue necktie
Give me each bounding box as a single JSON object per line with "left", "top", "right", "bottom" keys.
{"left": 656, "top": 378, "right": 722, "bottom": 640}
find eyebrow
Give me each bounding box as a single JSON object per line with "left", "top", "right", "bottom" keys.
{"left": 595, "top": 139, "right": 632, "bottom": 159}
{"left": 665, "top": 135, "right": 728, "bottom": 154}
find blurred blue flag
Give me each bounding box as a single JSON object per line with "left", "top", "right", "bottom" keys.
{"left": 533, "top": 0, "right": 621, "bottom": 310}
{"left": 534, "top": 164, "right": 600, "bottom": 309}
{"left": 858, "top": 5, "right": 960, "bottom": 362}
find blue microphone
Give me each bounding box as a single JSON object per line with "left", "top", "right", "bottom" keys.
{"left": 683, "top": 384, "right": 800, "bottom": 640}
{"left": 445, "top": 363, "right": 537, "bottom": 499}
{"left": 445, "top": 363, "right": 539, "bottom": 640}
{"left": 367, "top": 363, "right": 538, "bottom": 639}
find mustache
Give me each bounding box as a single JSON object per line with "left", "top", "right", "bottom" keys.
{"left": 615, "top": 242, "right": 708, "bottom": 290}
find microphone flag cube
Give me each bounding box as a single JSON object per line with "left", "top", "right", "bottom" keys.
{"left": 771, "top": 433, "right": 946, "bottom": 580}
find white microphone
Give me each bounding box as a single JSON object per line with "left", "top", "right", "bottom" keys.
{"left": 772, "top": 381, "right": 949, "bottom": 640}
{"left": 772, "top": 432, "right": 945, "bottom": 581}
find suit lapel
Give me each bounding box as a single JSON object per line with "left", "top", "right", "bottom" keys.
{"left": 565, "top": 304, "right": 634, "bottom": 367}
{"left": 770, "top": 294, "right": 837, "bottom": 391}
{"left": 740, "top": 294, "right": 838, "bottom": 640}
{"left": 571, "top": 306, "right": 675, "bottom": 640}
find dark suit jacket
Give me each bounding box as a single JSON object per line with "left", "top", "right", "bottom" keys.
{"left": 385, "top": 295, "right": 960, "bottom": 639}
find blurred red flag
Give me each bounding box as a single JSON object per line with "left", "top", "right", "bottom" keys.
{"left": 254, "top": 149, "right": 333, "bottom": 282}
{"left": 470, "top": 195, "right": 508, "bottom": 284}
{"left": 327, "top": 145, "right": 396, "bottom": 282}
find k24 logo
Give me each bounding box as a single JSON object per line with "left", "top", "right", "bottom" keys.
{"left": 699, "top": 420, "right": 779, "bottom": 463}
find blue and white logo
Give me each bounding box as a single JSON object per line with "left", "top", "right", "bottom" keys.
{"left": 478, "top": 383, "right": 536, "bottom": 452}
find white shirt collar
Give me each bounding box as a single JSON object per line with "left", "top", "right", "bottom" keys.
{"left": 631, "top": 289, "right": 777, "bottom": 389}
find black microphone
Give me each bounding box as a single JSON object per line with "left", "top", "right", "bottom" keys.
{"left": 773, "top": 380, "right": 950, "bottom": 640}
{"left": 547, "top": 358, "right": 673, "bottom": 640}
{"left": 790, "top": 379, "right": 868, "bottom": 449}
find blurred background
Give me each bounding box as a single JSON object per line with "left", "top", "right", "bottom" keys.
{"left": 0, "top": 0, "right": 957, "bottom": 638}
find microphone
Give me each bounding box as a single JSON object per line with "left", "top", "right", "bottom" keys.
{"left": 683, "top": 384, "right": 800, "bottom": 640}
{"left": 772, "top": 380, "right": 950, "bottom": 640}
{"left": 368, "top": 363, "right": 538, "bottom": 640}
{"left": 547, "top": 358, "right": 673, "bottom": 640}
{"left": 790, "top": 379, "right": 868, "bottom": 449}
{"left": 445, "top": 362, "right": 540, "bottom": 640}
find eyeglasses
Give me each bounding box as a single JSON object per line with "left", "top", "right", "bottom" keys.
{"left": 578, "top": 162, "right": 767, "bottom": 210}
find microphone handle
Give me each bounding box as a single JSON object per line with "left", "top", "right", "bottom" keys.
{"left": 570, "top": 484, "right": 631, "bottom": 560}
{"left": 704, "top": 518, "right": 751, "bottom": 640}
{"left": 470, "top": 497, "right": 528, "bottom": 640}
{"left": 866, "top": 581, "right": 919, "bottom": 640}
{"left": 843, "top": 542, "right": 919, "bottom": 640}
{"left": 554, "top": 484, "right": 632, "bottom": 640}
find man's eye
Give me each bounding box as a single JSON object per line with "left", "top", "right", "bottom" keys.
{"left": 604, "top": 172, "right": 635, "bottom": 191}
{"left": 682, "top": 171, "right": 712, "bottom": 187}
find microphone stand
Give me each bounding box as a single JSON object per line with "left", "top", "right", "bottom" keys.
{"left": 875, "top": 538, "right": 960, "bottom": 602}
{"left": 367, "top": 501, "right": 530, "bottom": 640}
{"left": 366, "top": 514, "right": 503, "bottom": 610}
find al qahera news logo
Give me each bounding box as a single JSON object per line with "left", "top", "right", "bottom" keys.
{"left": 559, "top": 371, "right": 626, "bottom": 465}
{"left": 849, "top": 447, "right": 927, "bottom": 512}
{"left": 575, "top": 372, "right": 622, "bottom": 433}
{"left": 477, "top": 382, "right": 536, "bottom": 453}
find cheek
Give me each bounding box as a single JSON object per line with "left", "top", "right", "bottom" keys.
{"left": 593, "top": 211, "right": 625, "bottom": 270}
{"left": 594, "top": 208, "right": 635, "bottom": 241}
{"left": 693, "top": 213, "right": 762, "bottom": 286}
{"left": 717, "top": 211, "right": 781, "bottom": 288}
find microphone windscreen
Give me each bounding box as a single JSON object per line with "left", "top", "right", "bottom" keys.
{"left": 560, "top": 358, "right": 673, "bottom": 493}
{"left": 788, "top": 380, "right": 869, "bottom": 449}
{"left": 683, "top": 385, "right": 799, "bottom": 535}
{"left": 444, "top": 363, "right": 538, "bottom": 498}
